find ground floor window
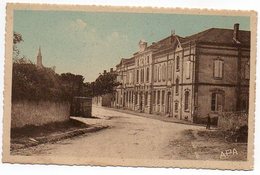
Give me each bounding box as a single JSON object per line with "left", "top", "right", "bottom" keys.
{"left": 145, "top": 92, "right": 148, "bottom": 106}
{"left": 174, "top": 101, "right": 178, "bottom": 112}
{"left": 135, "top": 93, "right": 138, "bottom": 105}
{"left": 184, "top": 91, "right": 190, "bottom": 111}
{"left": 162, "top": 91, "right": 165, "bottom": 105}
{"left": 211, "top": 92, "right": 224, "bottom": 112}
{"left": 152, "top": 91, "right": 156, "bottom": 105}
{"left": 157, "top": 91, "right": 160, "bottom": 104}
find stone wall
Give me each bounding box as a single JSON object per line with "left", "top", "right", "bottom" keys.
{"left": 70, "top": 97, "right": 92, "bottom": 117}
{"left": 218, "top": 111, "right": 248, "bottom": 130}
{"left": 11, "top": 100, "right": 70, "bottom": 128}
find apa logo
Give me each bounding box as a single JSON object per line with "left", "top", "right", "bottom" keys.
{"left": 220, "top": 148, "right": 238, "bottom": 159}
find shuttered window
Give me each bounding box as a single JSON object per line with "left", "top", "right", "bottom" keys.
{"left": 184, "top": 91, "right": 189, "bottom": 111}
{"left": 213, "top": 59, "right": 224, "bottom": 79}
{"left": 185, "top": 61, "right": 191, "bottom": 79}
{"left": 154, "top": 65, "right": 157, "bottom": 82}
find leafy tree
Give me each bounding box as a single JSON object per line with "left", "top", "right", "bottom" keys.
{"left": 60, "top": 73, "right": 85, "bottom": 100}
{"left": 13, "top": 32, "right": 23, "bottom": 60}
{"left": 90, "top": 71, "right": 120, "bottom": 96}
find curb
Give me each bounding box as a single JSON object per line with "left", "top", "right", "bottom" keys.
{"left": 11, "top": 125, "right": 109, "bottom": 151}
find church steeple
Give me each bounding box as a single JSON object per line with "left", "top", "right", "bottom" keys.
{"left": 37, "top": 46, "right": 43, "bottom": 68}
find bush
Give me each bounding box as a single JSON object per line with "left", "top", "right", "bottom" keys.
{"left": 12, "top": 62, "right": 73, "bottom": 102}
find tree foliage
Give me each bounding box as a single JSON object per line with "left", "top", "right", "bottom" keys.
{"left": 13, "top": 32, "right": 23, "bottom": 60}
{"left": 84, "top": 72, "right": 120, "bottom": 97}
{"left": 11, "top": 32, "right": 85, "bottom": 102}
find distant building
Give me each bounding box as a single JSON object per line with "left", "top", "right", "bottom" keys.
{"left": 36, "top": 46, "right": 56, "bottom": 72}
{"left": 113, "top": 23, "right": 250, "bottom": 124}
{"left": 36, "top": 47, "right": 43, "bottom": 68}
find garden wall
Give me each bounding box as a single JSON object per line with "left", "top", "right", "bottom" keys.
{"left": 218, "top": 112, "right": 248, "bottom": 130}
{"left": 11, "top": 100, "right": 70, "bottom": 128}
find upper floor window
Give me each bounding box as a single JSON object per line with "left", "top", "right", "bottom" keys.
{"left": 168, "top": 63, "right": 172, "bottom": 81}
{"left": 176, "top": 56, "right": 180, "bottom": 71}
{"left": 141, "top": 69, "right": 145, "bottom": 83}
{"left": 162, "top": 64, "right": 166, "bottom": 81}
{"left": 136, "top": 69, "right": 139, "bottom": 83}
{"left": 146, "top": 67, "right": 149, "bottom": 82}
{"left": 213, "top": 59, "right": 224, "bottom": 79}
{"left": 154, "top": 65, "right": 158, "bottom": 82}
{"left": 185, "top": 61, "right": 191, "bottom": 79}
{"left": 147, "top": 56, "right": 149, "bottom": 64}
{"left": 158, "top": 65, "right": 161, "bottom": 81}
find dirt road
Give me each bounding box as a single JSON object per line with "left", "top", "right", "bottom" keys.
{"left": 13, "top": 106, "right": 246, "bottom": 161}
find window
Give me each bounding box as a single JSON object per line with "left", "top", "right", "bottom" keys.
{"left": 211, "top": 92, "right": 224, "bottom": 112}
{"left": 245, "top": 62, "right": 250, "bottom": 80}
{"left": 145, "top": 92, "right": 148, "bottom": 105}
{"left": 136, "top": 69, "right": 139, "bottom": 83}
{"left": 146, "top": 67, "right": 149, "bottom": 82}
{"left": 174, "top": 102, "right": 178, "bottom": 112}
{"left": 176, "top": 56, "right": 180, "bottom": 71}
{"left": 162, "top": 91, "right": 165, "bottom": 105}
{"left": 175, "top": 78, "right": 179, "bottom": 95}
{"left": 152, "top": 91, "right": 156, "bottom": 104}
{"left": 184, "top": 91, "right": 190, "bottom": 111}
{"left": 162, "top": 64, "right": 166, "bottom": 81}
{"left": 157, "top": 91, "right": 160, "bottom": 104}
{"left": 141, "top": 69, "right": 144, "bottom": 83}
{"left": 154, "top": 65, "right": 157, "bottom": 82}
{"left": 185, "top": 61, "right": 191, "bottom": 79}
{"left": 158, "top": 65, "right": 161, "bottom": 81}
{"left": 213, "top": 59, "right": 224, "bottom": 79}
{"left": 147, "top": 56, "right": 149, "bottom": 64}
{"left": 168, "top": 63, "right": 172, "bottom": 80}
{"left": 135, "top": 93, "right": 138, "bottom": 104}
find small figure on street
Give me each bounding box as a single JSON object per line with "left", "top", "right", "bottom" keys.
{"left": 206, "top": 114, "right": 211, "bottom": 130}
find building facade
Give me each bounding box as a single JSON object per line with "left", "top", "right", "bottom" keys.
{"left": 114, "top": 24, "right": 250, "bottom": 124}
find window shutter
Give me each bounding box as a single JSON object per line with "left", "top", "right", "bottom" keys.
{"left": 214, "top": 60, "right": 219, "bottom": 78}
{"left": 219, "top": 60, "right": 223, "bottom": 78}
{"left": 186, "top": 61, "right": 190, "bottom": 79}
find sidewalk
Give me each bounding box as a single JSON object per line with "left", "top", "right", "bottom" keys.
{"left": 95, "top": 105, "right": 206, "bottom": 127}
{"left": 11, "top": 118, "right": 108, "bottom": 151}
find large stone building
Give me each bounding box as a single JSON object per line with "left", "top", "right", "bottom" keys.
{"left": 114, "top": 24, "right": 250, "bottom": 124}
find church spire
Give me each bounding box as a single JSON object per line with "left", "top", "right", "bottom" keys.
{"left": 38, "top": 46, "right": 42, "bottom": 57}
{"left": 37, "top": 46, "right": 43, "bottom": 68}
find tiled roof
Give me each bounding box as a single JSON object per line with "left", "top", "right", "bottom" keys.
{"left": 181, "top": 28, "right": 250, "bottom": 45}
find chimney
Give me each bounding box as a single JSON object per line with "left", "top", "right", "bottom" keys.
{"left": 233, "top": 23, "right": 239, "bottom": 41}
{"left": 103, "top": 70, "right": 107, "bottom": 74}
{"left": 110, "top": 68, "right": 113, "bottom": 72}
{"left": 139, "top": 40, "right": 147, "bottom": 52}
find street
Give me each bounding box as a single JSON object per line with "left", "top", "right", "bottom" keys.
{"left": 12, "top": 106, "right": 247, "bottom": 161}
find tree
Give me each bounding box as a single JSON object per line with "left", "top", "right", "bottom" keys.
{"left": 13, "top": 32, "right": 23, "bottom": 60}
{"left": 91, "top": 71, "right": 120, "bottom": 96}
{"left": 60, "top": 73, "right": 85, "bottom": 100}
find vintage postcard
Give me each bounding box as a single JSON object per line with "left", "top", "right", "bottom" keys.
{"left": 2, "top": 3, "right": 257, "bottom": 170}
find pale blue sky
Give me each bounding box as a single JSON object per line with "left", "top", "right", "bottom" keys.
{"left": 13, "top": 10, "right": 250, "bottom": 82}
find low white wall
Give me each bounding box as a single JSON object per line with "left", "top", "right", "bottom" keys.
{"left": 11, "top": 100, "right": 70, "bottom": 128}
